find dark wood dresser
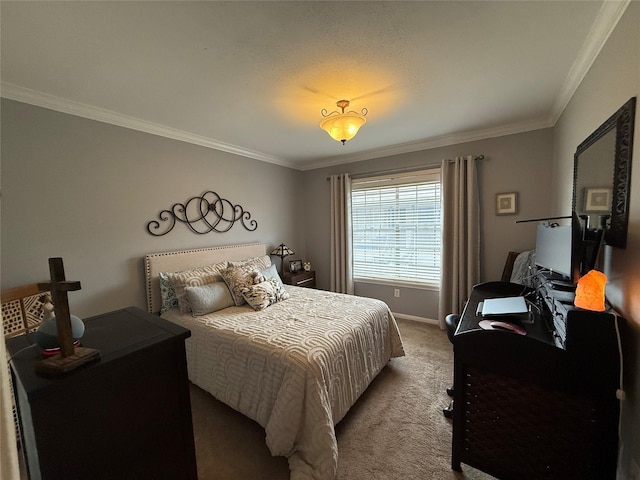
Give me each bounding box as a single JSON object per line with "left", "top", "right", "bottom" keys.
{"left": 6, "top": 306, "right": 197, "bottom": 480}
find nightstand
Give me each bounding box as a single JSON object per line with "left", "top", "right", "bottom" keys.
{"left": 282, "top": 270, "right": 316, "bottom": 288}
{"left": 7, "top": 307, "right": 197, "bottom": 480}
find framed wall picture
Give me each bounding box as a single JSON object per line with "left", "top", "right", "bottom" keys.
{"left": 289, "top": 260, "right": 302, "bottom": 273}
{"left": 496, "top": 192, "right": 518, "bottom": 216}
{"left": 584, "top": 187, "right": 612, "bottom": 212}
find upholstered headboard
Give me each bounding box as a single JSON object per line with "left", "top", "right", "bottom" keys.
{"left": 144, "top": 243, "right": 267, "bottom": 314}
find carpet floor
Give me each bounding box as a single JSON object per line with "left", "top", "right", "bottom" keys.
{"left": 189, "top": 318, "right": 496, "bottom": 479}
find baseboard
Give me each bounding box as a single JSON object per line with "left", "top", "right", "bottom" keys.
{"left": 392, "top": 312, "right": 440, "bottom": 326}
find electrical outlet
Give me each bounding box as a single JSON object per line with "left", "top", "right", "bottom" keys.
{"left": 394, "top": 289, "right": 400, "bottom": 298}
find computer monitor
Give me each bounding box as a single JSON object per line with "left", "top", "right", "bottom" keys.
{"left": 534, "top": 211, "right": 602, "bottom": 285}
{"left": 535, "top": 222, "right": 573, "bottom": 280}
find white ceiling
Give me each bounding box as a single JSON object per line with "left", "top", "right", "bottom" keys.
{"left": 0, "top": 1, "right": 629, "bottom": 171}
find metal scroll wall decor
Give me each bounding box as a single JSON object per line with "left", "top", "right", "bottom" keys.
{"left": 146, "top": 190, "right": 258, "bottom": 236}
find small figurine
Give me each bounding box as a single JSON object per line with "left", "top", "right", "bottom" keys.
{"left": 40, "top": 293, "right": 55, "bottom": 321}
{"left": 251, "top": 270, "right": 266, "bottom": 284}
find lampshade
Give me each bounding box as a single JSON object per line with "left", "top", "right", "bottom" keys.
{"left": 271, "top": 243, "right": 294, "bottom": 258}
{"left": 574, "top": 269, "right": 607, "bottom": 311}
{"left": 271, "top": 243, "right": 294, "bottom": 275}
{"left": 320, "top": 100, "right": 367, "bottom": 144}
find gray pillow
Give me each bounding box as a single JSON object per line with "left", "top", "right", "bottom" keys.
{"left": 166, "top": 261, "right": 228, "bottom": 313}
{"left": 185, "top": 282, "right": 234, "bottom": 316}
{"left": 261, "top": 264, "right": 283, "bottom": 286}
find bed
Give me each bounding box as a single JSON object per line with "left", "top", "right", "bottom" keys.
{"left": 144, "top": 243, "right": 405, "bottom": 480}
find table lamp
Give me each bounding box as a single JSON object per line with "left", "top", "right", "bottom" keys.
{"left": 574, "top": 269, "right": 607, "bottom": 311}
{"left": 270, "top": 243, "right": 294, "bottom": 275}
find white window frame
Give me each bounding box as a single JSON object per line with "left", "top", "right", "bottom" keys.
{"left": 351, "top": 168, "right": 442, "bottom": 289}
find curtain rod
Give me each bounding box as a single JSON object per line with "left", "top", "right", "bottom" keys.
{"left": 326, "top": 154, "right": 484, "bottom": 181}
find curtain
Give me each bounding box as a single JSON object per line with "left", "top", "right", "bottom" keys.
{"left": 1, "top": 314, "right": 20, "bottom": 480}
{"left": 438, "top": 155, "right": 481, "bottom": 328}
{"left": 330, "top": 174, "right": 354, "bottom": 294}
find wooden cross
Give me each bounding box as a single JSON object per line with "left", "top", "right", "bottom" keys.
{"left": 38, "top": 257, "right": 81, "bottom": 358}
{"left": 35, "top": 257, "right": 100, "bottom": 375}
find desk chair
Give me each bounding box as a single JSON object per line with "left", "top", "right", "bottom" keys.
{"left": 443, "top": 313, "right": 461, "bottom": 418}
{"left": 443, "top": 250, "right": 524, "bottom": 418}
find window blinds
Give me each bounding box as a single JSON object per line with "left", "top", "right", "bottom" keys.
{"left": 351, "top": 169, "right": 441, "bottom": 287}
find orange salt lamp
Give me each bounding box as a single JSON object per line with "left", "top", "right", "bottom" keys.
{"left": 574, "top": 270, "right": 607, "bottom": 311}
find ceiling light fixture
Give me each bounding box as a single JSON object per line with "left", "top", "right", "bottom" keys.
{"left": 320, "top": 100, "right": 368, "bottom": 145}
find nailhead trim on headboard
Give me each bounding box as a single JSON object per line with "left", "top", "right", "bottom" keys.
{"left": 144, "top": 243, "right": 267, "bottom": 314}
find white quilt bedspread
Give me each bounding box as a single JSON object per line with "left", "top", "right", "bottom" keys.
{"left": 162, "top": 286, "right": 405, "bottom": 480}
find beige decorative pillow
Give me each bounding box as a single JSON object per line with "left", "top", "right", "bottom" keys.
{"left": 220, "top": 265, "right": 263, "bottom": 307}
{"left": 229, "top": 255, "right": 272, "bottom": 271}
{"left": 241, "top": 279, "right": 290, "bottom": 311}
{"left": 166, "top": 261, "right": 229, "bottom": 313}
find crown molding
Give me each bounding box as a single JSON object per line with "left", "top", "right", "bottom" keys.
{"left": 298, "top": 118, "right": 553, "bottom": 171}
{"left": 0, "top": 82, "right": 297, "bottom": 169}
{"left": 304, "top": 0, "right": 631, "bottom": 172}
{"left": 3, "top": 0, "right": 628, "bottom": 174}
{"left": 0, "top": 81, "right": 553, "bottom": 171}
{"left": 550, "top": 0, "right": 631, "bottom": 124}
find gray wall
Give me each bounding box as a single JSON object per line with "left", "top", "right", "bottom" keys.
{"left": 552, "top": 3, "right": 640, "bottom": 479}
{"left": 1, "top": 99, "right": 305, "bottom": 318}
{"left": 2, "top": 4, "right": 638, "bottom": 474}
{"left": 302, "top": 128, "right": 553, "bottom": 320}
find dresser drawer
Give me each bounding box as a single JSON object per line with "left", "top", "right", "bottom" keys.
{"left": 282, "top": 270, "right": 316, "bottom": 288}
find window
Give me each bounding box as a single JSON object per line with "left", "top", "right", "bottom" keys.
{"left": 351, "top": 169, "right": 441, "bottom": 288}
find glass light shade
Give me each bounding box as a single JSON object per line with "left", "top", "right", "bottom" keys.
{"left": 574, "top": 269, "right": 607, "bottom": 311}
{"left": 320, "top": 113, "right": 366, "bottom": 144}
{"left": 271, "top": 243, "right": 294, "bottom": 257}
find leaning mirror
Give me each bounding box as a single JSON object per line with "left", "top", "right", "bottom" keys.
{"left": 573, "top": 97, "right": 636, "bottom": 248}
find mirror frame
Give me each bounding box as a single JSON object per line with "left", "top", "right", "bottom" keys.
{"left": 572, "top": 97, "right": 636, "bottom": 248}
